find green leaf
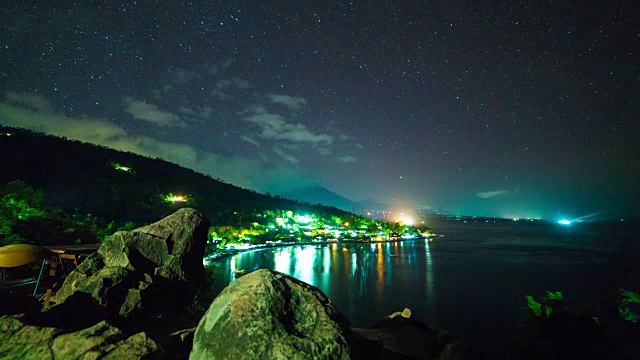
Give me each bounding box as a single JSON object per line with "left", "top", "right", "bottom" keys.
{"left": 545, "top": 291, "right": 563, "bottom": 301}
{"left": 620, "top": 289, "right": 640, "bottom": 304}
{"left": 526, "top": 295, "right": 542, "bottom": 317}
{"left": 618, "top": 306, "right": 638, "bottom": 323}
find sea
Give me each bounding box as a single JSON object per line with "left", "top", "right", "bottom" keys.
{"left": 209, "top": 220, "right": 640, "bottom": 359}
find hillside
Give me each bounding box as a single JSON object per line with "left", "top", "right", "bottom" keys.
{"left": 1, "top": 126, "right": 429, "bottom": 246}
{"left": 0, "top": 126, "right": 362, "bottom": 223}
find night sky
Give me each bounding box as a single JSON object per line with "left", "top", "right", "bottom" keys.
{"left": 2, "top": 1, "right": 638, "bottom": 220}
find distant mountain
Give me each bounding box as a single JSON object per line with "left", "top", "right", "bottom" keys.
{"left": 353, "top": 198, "right": 391, "bottom": 212}
{"left": 277, "top": 186, "right": 355, "bottom": 211}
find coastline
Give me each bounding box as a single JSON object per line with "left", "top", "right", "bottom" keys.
{"left": 204, "top": 234, "right": 439, "bottom": 262}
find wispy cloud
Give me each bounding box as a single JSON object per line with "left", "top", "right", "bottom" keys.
{"left": 178, "top": 106, "right": 213, "bottom": 120}
{"left": 242, "top": 106, "right": 333, "bottom": 145}
{"left": 338, "top": 155, "right": 356, "bottom": 163}
{"left": 124, "top": 97, "right": 186, "bottom": 128}
{"left": 169, "top": 68, "right": 196, "bottom": 85}
{"left": 239, "top": 135, "right": 260, "bottom": 147}
{"left": 476, "top": 190, "right": 510, "bottom": 199}
{"left": 273, "top": 146, "right": 299, "bottom": 164}
{"left": 5, "top": 91, "right": 52, "bottom": 112}
{"left": 213, "top": 77, "right": 251, "bottom": 100}
{"left": 160, "top": 68, "right": 197, "bottom": 93}
{"left": 267, "top": 94, "right": 307, "bottom": 110}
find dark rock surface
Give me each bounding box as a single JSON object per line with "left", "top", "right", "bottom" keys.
{"left": 0, "top": 315, "right": 157, "bottom": 359}
{"left": 54, "top": 207, "right": 209, "bottom": 325}
{"left": 353, "top": 312, "right": 484, "bottom": 360}
{"left": 2, "top": 208, "right": 210, "bottom": 359}
{"left": 190, "top": 269, "right": 354, "bottom": 360}
{"left": 438, "top": 342, "right": 486, "bottom": 360}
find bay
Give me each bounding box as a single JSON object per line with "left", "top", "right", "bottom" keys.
{"left": 209, "top": 221, "right": 640, "bottom": 358}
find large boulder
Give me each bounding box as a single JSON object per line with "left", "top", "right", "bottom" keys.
{"left": 352, "top": 311, "right": 446, "bottom": 360}
{"left": 352, "top": 310, "right": 485, "bottom": 360}
{"left": 0, "top": 316, "right": 157, "bottom": 359}
{"left": 54, "top": 208, "right": 209, "bottom": 322}
{"left": 190, "top": 269, "right": 354, "bottom": 360}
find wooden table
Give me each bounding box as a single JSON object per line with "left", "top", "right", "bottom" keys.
{"left": 40, "top": 244, "right": 100, "bottom": 307}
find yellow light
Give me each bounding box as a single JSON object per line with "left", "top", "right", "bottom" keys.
{"left": 401, "top": 217, "right": 414, "bottom": 226}
{"left": 163, "top": 193, "right": 187, "bottom": 203}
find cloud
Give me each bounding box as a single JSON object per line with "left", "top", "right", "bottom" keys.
{"left": 178, "top": 106, "right": 213, "bottom": 119}
{"left": 272, "top": 146, "right": 299, "bottom": 164}
{"left": 170, "top": 68, "right": 197, "bottom": 85}
{"left": 267, "top": 94, "right": 307, "bottom": 110}
{"left": 124, "top": 97, "right": 187, "bottom": 128}
{"left": 239, "top": 135, "right": 260, "bottom": 147}
{"left": 243, "top": 106, "right": 333, "bottom": 144}
{"left": 231, "top": 77, "right": 250, "bottom": 89}
{"left": 0, "top": 93, "right": 318, "bottom": 193}
{"left": 5, "top": 91, "right": 52, "bottom": 112}
{"left": 159, "top": 68, "right": 197, "bottom": 93}
{"left": 212, "top": 78, "right": 251, "bottom": 100}
{"left": 338, "top": 155, "right": 356, "bottom": 163}
{"left": 476, "top": 190, "right": 511, "bottom": 199}
{"left": 0, "top": 102, "right": 126, "bottom": 142}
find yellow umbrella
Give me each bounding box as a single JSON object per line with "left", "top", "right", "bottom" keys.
{"left": 0, "top": 244, "right": 52, "bottom": 268}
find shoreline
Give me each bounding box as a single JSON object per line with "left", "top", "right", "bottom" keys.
{"left": 204, "top": 234, "right": 439, "bottom": 262}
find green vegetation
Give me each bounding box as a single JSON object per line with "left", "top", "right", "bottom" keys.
{"left": 526, "top": 295, "right": 543, "bottom": 317}
{"left": 0, "top": 126, "right": 433, "bottom": 247}
{"left": 0, "top": 180, "right": 46, "bottom": 244}
{"left": 0, "top": 180, "right": 131, "bottom": 245}
{"left": 618, "top": 289, "right": 640, "bottom": 323}
{"left": 525, "top": 291, "right": 564, "bottom": 318}
{"left": 545, "top": 291, "right": 563, "bottom": 301}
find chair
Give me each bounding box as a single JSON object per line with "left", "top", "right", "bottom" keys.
{"left": 0, "top": 244, "right": 56, "bottom": 307}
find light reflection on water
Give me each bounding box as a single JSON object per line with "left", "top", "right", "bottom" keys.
{"left": 210, "top": 239, "right": 436, "bottom": 330}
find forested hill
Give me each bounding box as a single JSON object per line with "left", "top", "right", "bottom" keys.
{"left": 0, "top": 126, "right": 356, "bottom": 226}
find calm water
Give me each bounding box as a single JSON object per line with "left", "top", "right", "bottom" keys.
{"left": 209, "top": 221, "right": 640, "bottom": 359}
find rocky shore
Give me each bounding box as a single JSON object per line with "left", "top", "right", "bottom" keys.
{"left": 1, "top": 209, "right": 634, "bottom": 359}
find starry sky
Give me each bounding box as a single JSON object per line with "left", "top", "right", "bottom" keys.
{"left": 1, "top": 1, "right": 638, "bottom": 220}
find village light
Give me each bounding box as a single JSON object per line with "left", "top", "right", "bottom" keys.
{"left": 111, "top": 162, "right": 135, "bottom": 173}
{"left": 162, "top": 193, "right": 189, "bottom": 204}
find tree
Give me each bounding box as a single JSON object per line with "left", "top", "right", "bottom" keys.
{"left": 0, "top": 180, "right": 45, "bottom": 244}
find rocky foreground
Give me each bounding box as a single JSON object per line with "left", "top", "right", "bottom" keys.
{"left": 2, "top": 208, "right": 634, "bottom": 359}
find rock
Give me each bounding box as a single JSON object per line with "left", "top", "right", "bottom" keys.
{"left": 54, "top": 208, "right": 209, "bottom": 323}
{"left": 190, "top": 269, "right": 353, "bottom": 360}
{"left": 438, "top": 342, "right": 485, "bottom": 360}
{"left": 0, "top": 316, "right": 157, "bottom": 359}
{"left": 98, "top": 207, "right": 208, "bottom": 284}
{"left": 0, "top": 315, "right": 55, "bottom": 359}
{"left": 54, "top": 252, "right": 105, "bottom": 304}
{"left": 353, "top": 312, "right": 445, "bottom": 360}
